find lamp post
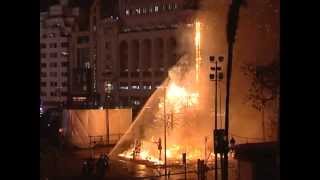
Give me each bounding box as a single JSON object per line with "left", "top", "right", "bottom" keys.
{"left": 209, "top": 55, "right": 224, "bottom": 180}
{"left": 104, "top": 81, "right": 112, "bottom": 145}
{"left": 157, "top": 85, "right": 167, "bottom": 178}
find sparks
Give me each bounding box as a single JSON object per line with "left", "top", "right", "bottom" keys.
{"left": 195, "top": 20, "right": 201, "bottom": 83}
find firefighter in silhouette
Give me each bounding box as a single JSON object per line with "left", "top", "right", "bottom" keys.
{"left": 230, "top": 137, "right": 236, "bottom": 153}
{"left": 158, "top": 138, "right": 162, "bottom": 161}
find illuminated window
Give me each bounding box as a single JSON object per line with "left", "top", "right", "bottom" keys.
{"left": 142, "top": 8, "right": 147, "bottom": 14}
{"left": 131, "top": 82, "right": 140, "bottom": 90}
{"left": 133, "top": 100, "right": 140, "bottom": 105}
{"left": 125, "top": 9, "right": 130, "bottom": 15}
{"left": 119, "top": 82, "right": 129, "bottom": 90}
{"left": 149, "top": 6, "right": 153, "bottom": 13}
{"left": 162, "top": 4, "right": 166, "bottom": 11}
{"left": 135, "top": 8, "right": 141, "bottom": 14}
{"left": 143, "top": 82, "right": 152, "bottom": 90}
{"left": 104, "top": 81, "right": 113, "bottom": 93}
{"left": 168, "top": 4, "right": 172, "bottom": 10}
{"left": 155, "top": 6, "right": 159, "bottom": 12}
{"left": 174, "top": 3, "right": 178, "bottom": 9}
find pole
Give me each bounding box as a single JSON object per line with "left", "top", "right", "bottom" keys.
{"left": 184, "top": 161, "right": 187, "bottom": 180}
{"left": 223, "top": 42, "right": 234, "bottom": 180}
{"left": 106, "top": 105, "right": 109, "bottom": 144}
{"left": 214, "top": 60, "right": 218, "bottom": 180}
{"left": 164, "top": 87, "right": 167, "bottom": 178}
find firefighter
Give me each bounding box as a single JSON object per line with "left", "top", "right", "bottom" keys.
{"left": 230, "top": 137, "right": 236, "bottom": 153}
{"left": 82, "top": 160, "right": 89, "bottom": 176}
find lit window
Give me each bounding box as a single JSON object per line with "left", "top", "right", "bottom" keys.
{"left": 119, "top": 82, "right": 129, "bottom": 90}
{"left": 131, "top": 82, "right": 140, "bottom": 90}
{"left": 125, "top": 9, "right": 130, "bottom": 15}
{"left": 155, "top": 6, "right": 159, "bottom": 12}
{"left": 135, "top": 8, "right": 141, "bottom": 14}
{"left": 104, "top": 81, "right": 113, "bottom": 93}
{"left": 149, "top": 7, "right": 153, "bottom": 13}
{"left": 142, "top": 8, "right": 147, "bottom": 14}
{"left": 174, "top": 3, "right": 178, "bottom": 9}
{"left": 143, "top": 82, "right": 152, "bottom": 90}
{"left": 133, "top": 100, "right": 140, "bottom": 105}
{"left": 49, "top": 33, "right": 56, "bottom": 38}
{"left": 168, "top": 4, "right": 172, "bottom": 10}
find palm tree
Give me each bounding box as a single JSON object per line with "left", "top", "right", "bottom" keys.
{"left": 224, "top": 0, "right": 247, "bottom": 180}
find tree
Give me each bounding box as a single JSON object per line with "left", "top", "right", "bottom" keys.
{"left": 241, "top": 56, "right": 279, "bottom": 141}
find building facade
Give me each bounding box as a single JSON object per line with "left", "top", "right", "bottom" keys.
{"left": 40, "top": 0, "right": 80, "bottom": 109}
{"left": 69, "top": 0, "right": 198, "bottom": 115}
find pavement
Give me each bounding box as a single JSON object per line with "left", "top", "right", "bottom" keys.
{"left": 40, "top": 146, "right": 238, "bottom": 180}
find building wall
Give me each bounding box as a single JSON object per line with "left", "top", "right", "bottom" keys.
{"left": 40, "top": 2, "right": 80, "bottom": 109}
{"left": 68, "top": 0, "right": 197, "bottom": 113}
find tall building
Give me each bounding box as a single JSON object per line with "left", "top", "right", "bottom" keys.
{"left": 40, "top": 0, "right": 80, "bottom": 109}
{"left": 69, "top": 0, "right": 198, "bottom": 115}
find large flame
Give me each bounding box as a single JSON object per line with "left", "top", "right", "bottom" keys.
{"left": 195, "top": 20, "right": 201, "bottom": 83}
{"left": 116, "top": 20, "right": 209, "bottom": 165}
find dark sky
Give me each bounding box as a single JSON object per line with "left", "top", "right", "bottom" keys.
{"left": 40, "top": 0, "right": 94, "bottom": 12}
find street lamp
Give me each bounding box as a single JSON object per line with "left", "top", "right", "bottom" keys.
{"left": 209, "top": 55, "right": 224, "bottom": 180}
{"left": 156, "top": 85, "right": 167, "bottom": 178}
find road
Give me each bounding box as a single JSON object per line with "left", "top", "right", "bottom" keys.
{"left": 41, "top": 146, "right": 238, "bottom": 180}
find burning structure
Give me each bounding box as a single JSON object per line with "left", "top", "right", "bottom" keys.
{"left": 109, "top": 20, "right": 219, "bottom": 165}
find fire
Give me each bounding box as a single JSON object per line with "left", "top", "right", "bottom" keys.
{"left": 165, "top": 82, "right": 199, "bottom": 113}
{"left": 116, "top": 20, "right": 209, "bottom": 166}
{"left": 195, "top": 20, "right": 201, "bottom": 83}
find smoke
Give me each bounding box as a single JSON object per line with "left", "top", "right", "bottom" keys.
{"left": 109, "top": 0, "right": 279, "bottom": 162}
